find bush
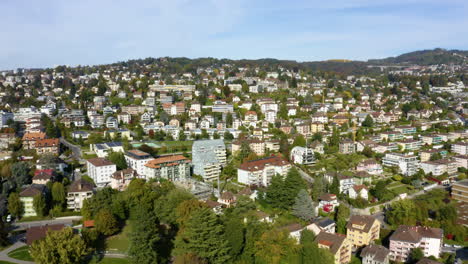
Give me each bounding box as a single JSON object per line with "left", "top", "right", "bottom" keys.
{"left": 392, "top": 175, "right": 403, "bottom": 181}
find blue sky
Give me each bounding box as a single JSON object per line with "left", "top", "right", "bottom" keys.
{"left": 1, "top": 0, "right": 467, "bottom": 69}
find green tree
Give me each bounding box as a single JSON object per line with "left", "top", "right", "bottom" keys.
{"left": 361, "top": 115, "right": 374, "bottom": 127}
{"left": 292, "top": 189, "right": 315, "bottom": 221}
{"left": 173, "top": 207, "right": 231, "bottom": 264}
{"left": 335, "top": 204, "right": 350, "bottom": 234}
{"left": 30, "top": 227, "right": 89, "bottom": 264}
{"left": 33, "top": 194, "right": 47, "bottom": 217}
{"left": 409, "top": 248, "right": 424, "bottom": 263}
{"left": 300, "top": 229, "right": 334, "bottom": 264}
{"left": 292, "top": 135, "right": 306, "bottom": 148}
{"left": 283, "top": 168, "right": 307, "bottom": 208}
{"left": 129, "top": 206, "right": 161, "bottom": 264}
{"left": 95, "top": 209, "right": 119, "bottom": 236}
{"left": 107, "top": 151, "right": 128, "bottom": 170}
{"left": 254, "top": 229, "right": 300, "bottom": 264}
{"left": 224, "top": 217, "right": 244, "bottom": 259}
{"left": 0, "top": 219, "right": 9, "bottom": 247}
{"left": 51, "top": 182, "right": 66, "bottom": 208}
{"left": 329, "top": 175, "right": 340, "bottom": 195}
{"left": 8, "top": 192, "right": 23, "bottom": 218}
{"left": 387, "top": 199, "right": 417, "bottom": 226}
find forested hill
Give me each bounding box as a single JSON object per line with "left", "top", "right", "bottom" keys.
{"left": 368, "top": 48, "right": 468, "bottom": 65}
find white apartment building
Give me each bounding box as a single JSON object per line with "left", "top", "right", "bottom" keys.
{"left": 67, "top": 179, "right": 94, "bottom": 211}
{"left": 192, "top": 139, "right": 227, "bottom": 182}
{"left": 124, "top": 150, "right": 153, "bottom": 176}
{"left": 382, "top": 153, "right": 420, "bottom": 176}
{"left": 452, "top": 142, "right": 468, "bottom": 155}
{"left": 420, "top": 159, "right": 458, "bottom": 176}
{"left": 389, "top": 225, "right": 443, "bottom": 262}
{"left": 290, "top": 146, "right": 315, "bottom": 165}
{"left": 237, "top": 156, "right": 291, "bottom": 186}
{"left": 265, "top": 110, "right": 277, "bottom": 124}
{"left": 86, "top": 158, "right": 117, "bottom": 187}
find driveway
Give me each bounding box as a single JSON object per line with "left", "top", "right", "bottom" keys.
{"left": 0, "top": 234, "right": 34, "bottom": 264}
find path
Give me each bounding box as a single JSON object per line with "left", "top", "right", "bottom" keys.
{"left": 10, "top": 216, "right": 83, "bottom": 231}
{"left": 60, "top": 137, "right": 83, "bottom": 161}
{"left": 0, "top": 234, "right": 34, "bottom": 264}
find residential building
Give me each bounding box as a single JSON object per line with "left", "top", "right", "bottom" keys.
{"left": 22, "top": 132, "right": 46, "bottom": 150}
{"left": 306, "top": 218, "right": 336, "bottom": 235}
{"left": 144, "top": 155, "right": 191, "bottom": 181}
{"left": 356, "top": 159, "right": 383, "bottom": 175}
{"left": 32, "top": 169, "right": 55, "bottom": 185}
{"left": 315, "top": 232, "right": 352, "bottom": 264}
{"left": 420, "top": 159, "right": 458, "bottom": 176}
{"left": 452, "top": 180, "right": 468, "bottom": 202}
{"left": 67, "top": 179, "right": 95, "bottom": 211}
{"left": 290, "top": 146, "right": 315, "bottom": 165}
{"left": 453, "top": 155, "right": 468, "bottom": 169}
{"left": 389, "top": 225, "right": 443, "bottom": 262}
{"left": 237, "top": 156, "right": 291, "bottom": 186}
{"left": 124, "top": 150, "right": 153, "bottom": 176}
{"left": 339, "top": 139, "right": 356, "bottom": 154}
{"left": 395, "top": 126, "right": 416, "bottom": 134}
{"left": 20, "top": 185, "right": 46, "bottom": 217}
{"left": 346, "top": 215, "right": 380, "bottom": 250}
{"left": 232, "top": 139, "right": 265, "bottom": 156}
{"left": 452, "top": 142, "right": 468, "bottom": 155}
{"left": 86, "top": 158, "right": 117, "bottom": 187}
{"left": 111, "top": 168, "right": 138, "bottom": 191}
{"left": 397, "top": 139, "right": 422, "bottom": 151}
{"left": 90, "top": 142, "right": 124, "bottom": 158}
{"left": 317, "top": 193, "right": 339, "bottom": 213}
{"left": 360, "top": 245, "right": 390, "bottom": 264}
{"left": 382, "top": 153, "right": 420, "bottom": 176}
{"left": 192, "top": 139, "right": 227, "bottom": 182}
{"left": 349, "top": 185, "right": 369, "bottom": 200}
{"left": 34, "top": 138, "right": 60, "bottom": 155}
{"left": 419, "top": 149, "right": 447, "bottom": 162}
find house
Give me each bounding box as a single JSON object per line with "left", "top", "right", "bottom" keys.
{"left": 22, "top": 132, "right": 46, "bottom": 150}
{"left": 144, "top": 155, "right": 191, "bottom": 181}
{"left": 0, "top": 133, "right": 15, "bottom": 149}
{"left": 205, "top": 200, "right": 223, "bottom": 214}
{"left": 117, "top": 112, "right": 131, "bottom": 124}
{"left": 306, "top": 218, "right": 336, "bottom": 235}
{"left": 237, "top": 156, "right": 291, "bottom": 186}
{"left": 360, "top": 245, "right": 390, "bottom": 264}
{"left": 86, "top": 158, "right": 117, "bottom": 187}
{"left": 106, "top": 117, "right": 118, "bottom": 129}
{"left": 339, "top": 139, "right": 355, "bottom": 154}
{"left": 317, "top": 193, "right": 339, "bottom": 213}
{"left": 36, "top": 155, "right": 68, "bottom": 173}
{"left": 389, "top": 225, "right": 443, "bottom": 262}
{"left": 356, "top": 159, "right": 383, "bottom": 175}
{"left": 192, "top": 139, "right": 227, "bottom": 182}
{"left": 124, "top": 150, "right": 153, "bottom": 176}
{"left": 349, "top": 185, "right": 369, "bottom": 200}
{"left": 346, "top": 215, "right": 380, "bottom": 250}
{"left": 290, "top": 146, "right": 315, "bottom": 165}
{"left": 140, "top": 112, "right": 152, "bottom": 123}
{"left": 90, "top": 142, "right": 124, "bottom": 158}
{"left": 20, "top": 185, "right": 46, "bottom": 217}
{"left": 353, "top": 171, "right": 372, "bottom": 185}
{"left": 453, "top": 155, "right": 468, "bottom": 169}
{"left": 231, "top": 139, "right": 265, "bottom": 156}
{"left": 26, "top": 224, "right": 65, "bottom": 245}
{"left": 325, "top": 173, "right": 355, "bottom": 194}
{"left": 67, "top": 179, "right": 95, "bottom": 211}
{"left": 310, "top": 140, "right": 325, "bottom": 154}
{"left": 382, "top": 153, "right": 420, "bottom": 176}
{"left": 283, "top": 223, "right": 304, "bottom": 242}
{"left": 32, "top": 169, "right": 55, "bottom": 185}
{"left": 315, "top": 232, "right": 352, "bottom": 264}
{"left": 111, "top": 168, "right": 138, "bottom": 191}
{"left": 218, "top": 191, "right": 236, "bottom": 207}
{"left": 34, "top": 138, "right": 60, "bottom": 155}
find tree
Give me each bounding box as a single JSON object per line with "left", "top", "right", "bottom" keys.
{"left": 51, "top": 182, "right": 66, "bottom": 208}
{"left": 238, "top": 141, "right": 251, "bottom": 161}
{"left": 329, "top": 175, "right": 340, "bottom": 195}
{"left": 107, "top": 151, "right": 128, "bottom": 170}
{"left": 128, "top": 206, "right": 161, "bottom": 264}
{"left": 292, "top": 135, "right": 306, "bottom": 148}
{"left": 224, "top": 217, "right": 244, "bottom": 259}
{"left": 0, "top": 219, "right": 9, "bottom": 247}
{"left": 361, "top": 115, "right": 374, "bottom": 127}
{"left": 311, "top": 176, "right": 324, "bottom": 201}
{"left": 95, "top": 209, "right": 119, "bottom": 236}
{"left": 175, "top": 199, "right": 206, "bottom": 231}
{"left": 283, "top": 168, "right": 307, "bottom": 208}
{"left": 11, "top": 162, "right": 31, "bottom": 187}
{"left": 300, "top": 229, "right": 334, "bottom": 264}
{"left": 33, "top": 194, "right": 47, "bottom": 217}
{"left": 254, "top": 229, "right": 300, "bottom": 264}
{"left": 335, "top": 204, "right": 350, "bottom": 234}
{"left": 386, "top": 199, "right": 417, "bottom": 226}
{"left": 8, "top": 192, "right": 23, "bottom": 218}
{"left": 292, "top": 189, "right": 315, "bottom": 221}
{"left": 30, "top": 227, "right": 89, "bottom": 264}
{"left": 409, "top": 248, "right": 424, "bottom": 263}
{"left": 173, "top": 207, "right": 231, "bottom": 264}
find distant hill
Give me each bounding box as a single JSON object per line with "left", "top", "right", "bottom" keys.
{"left": 368, "top": 48, "right": 468, "bottom": 65}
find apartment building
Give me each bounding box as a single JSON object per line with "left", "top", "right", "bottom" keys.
{"left": 389, "top": 225, "right": 443, "bottom": 262}
{"left": 20, "top": 185, "right": 46, "bottom": 217}
{"left": 192, "top": 139, "right": 227, "bottom": 182}
{"left": 34, "top": 138, "right": 60, "bottom": 155}
{"left": 346, "top": 215, "right": 380, "bottom": 250}
{"left": 452, "top": 180, "right": 468, "bottom": 202}
{"left": 86, "top": 158, "right": 117, "bottom": 187}
{"left": 67, "top": 179, "right": 94, "bottom": 211}
{"left": 237, "top": 156, "right": 291, "bottom": 186}
{"left": 452, "top": 142, "right": 468, "bottom": 155}
{"left": 394, "top": 126, "right": 416, "bottom": 135}
{"left": 290, "top": 146, "right": 315, "bottom": 165}
{"left": 420, "top": 159, "right": 458, "bottom": 176}
{"left": 124, "top": 150, "right": 153, "bottom": 176}
{"left": 22, "top": 132, "right": 46, "bottom": 150}
{"left": 315, "top": 232, "right": 352, "bottom": 264}
{"left": 144, "top": 155, "right": 191, "bottom": 181}
{"left": 396, "top": 139, "right": 422, "bottom": 151}
{"left": 382, "top": 153, "right": 420, "bottom": 176}
{"left": 339, "top": 139, "right": 356, "bottom": 154}
{"left": 231, "top": 139, "right": 265, "bottom": 156}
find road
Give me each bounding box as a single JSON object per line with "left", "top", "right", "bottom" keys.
{"left": 0, "top": 234, "right": 34, "bottom": 264}
{"left": 60, "top": 137, "right": 82, "bottom": 161}
{"left": 10, "top": 216, "right": 83, "bottom": 231}
{"left": 294, "top": 166, "right": 315, "bottom": 184}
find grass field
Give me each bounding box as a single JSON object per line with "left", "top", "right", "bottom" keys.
{"left": 106, "top": 221, "right": 132, "bottom": 253}
{"left": 0, "top": 261, "right": 17, "bottom": 264}
{"left": 98, "top": 258, "right": 131, "bottom": 264}
{"left": 7, "top": 245, "right": 33, "bottom": 261}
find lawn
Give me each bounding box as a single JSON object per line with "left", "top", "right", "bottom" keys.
{"left": 98, "top": 258, "right": 131, "bottom": 264}
{"left": 0, "top": 261, "right": 17, "bottom": 264}
{"left": 7, "top": 245, "right": 33, "bottom": 261}
{"left": 106, "top": 221, "right": 132, "bottom": 253}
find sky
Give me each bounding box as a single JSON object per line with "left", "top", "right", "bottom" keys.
{"left": 1, "top": 0, "right": 467, "bottom": 69}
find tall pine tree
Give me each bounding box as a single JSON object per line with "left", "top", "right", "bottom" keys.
{"left": 128, "top": 206, "right": 160, "bottom": 264}
{"left": 292, "top": 189, "right": 315, "bottom": 221}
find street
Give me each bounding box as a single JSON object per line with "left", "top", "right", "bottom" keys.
{"left": 10, "top": 216, "right": 83, "bottom": 231}
{"left": 60, "top": 137, "right": 83, "bottom": 161}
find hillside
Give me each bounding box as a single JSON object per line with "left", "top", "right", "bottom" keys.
{"left": 368, "top": 48, "right": 468, "bottom": 65}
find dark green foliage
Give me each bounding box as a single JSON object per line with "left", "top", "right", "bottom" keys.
{"left": 95, "top": 209, "right": 119, "bottom": 236}
{"left": 264, "top": 168, "right": 306, "bottom": 210}
{"left": 300, "top": 230, "right": 335, "bottom": 264}
{"left": 224, "top": 217, "right": 244, "bottom": 259}
{"left": 129, "top": 206, "right": 160, "bottom": 264}
{"left": 173, "top": 207, "right": 231, "bottom": 264}
{"left": 33, "top": 194, "right": 47, "bottom": 217}
{"left": 292, "top": 189, "right": 315, "bottom": 221}
{"left": 107, "top": 151, "right": 128, "bottom": 170}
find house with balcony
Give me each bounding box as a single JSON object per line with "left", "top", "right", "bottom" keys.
{"left": 346, "top": 215, "right": 380, "bottom": 250}
{"left": 67, "top": 179, "right": 95, "bottom": 211}
{"left": 389, "top": 225, "right": 443, "bottom": 262}
{"left": 144, "top": 155, "right": 191, "bottom": 181}
{"left": 361, "top": 245, "right": 390, "bottom": 264}
{"left": 315, "top": 232, "right": 352, "bottom": 264}
{"left": 237, "top": 156, "right": 291, "bottom": 187}
{"left": 382, "top": 153, "right": 419, "bottom": 176}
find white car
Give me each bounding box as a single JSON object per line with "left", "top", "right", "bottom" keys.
{"left": 6, "top": 214, "right": 11, "bottom": 223}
